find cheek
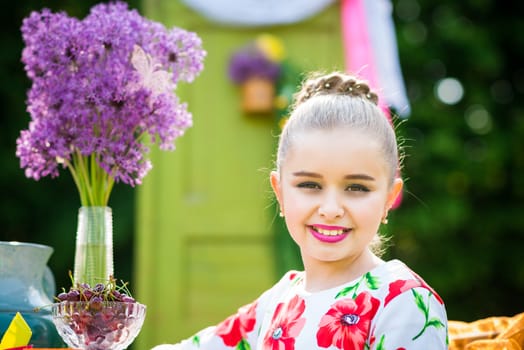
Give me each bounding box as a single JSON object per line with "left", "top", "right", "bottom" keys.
{"left": 346, "top": 195, "right": 386, "bottom": 221}
{"left": 281, "top": 191, "right": 316, "bottom": 221}
{"left": 283, "top": 195, "right": 310, "bottom": 217}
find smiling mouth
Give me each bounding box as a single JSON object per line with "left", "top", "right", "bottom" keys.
{"left": 308, "top": 226, "right": 351, "bottom": 243}
{"left": 314, "top": 228, "right": 348, "bottom": 236}
{"left": 311, "top": 226, "right": 350, "bottom": 236}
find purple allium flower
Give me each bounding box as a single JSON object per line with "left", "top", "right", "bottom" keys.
{"left": 16, "top": 1, "right": 206, "bottom": 206}
{"left": 228, "top": 45, "right": 281, "bottom": 84}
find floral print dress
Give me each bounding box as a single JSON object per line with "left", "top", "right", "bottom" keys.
{"left": 153, "top": 260, "right": 448, "bottom": 350}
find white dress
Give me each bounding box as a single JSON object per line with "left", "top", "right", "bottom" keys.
{"left": 152, "top": 259, "right": 448, "bottom": 350}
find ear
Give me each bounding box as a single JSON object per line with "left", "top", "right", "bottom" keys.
{"left": 386, "top": 177, "right": 404, "bottom": 210}
{"left": 270, "top": 171, "right": 283, "bottom": 210}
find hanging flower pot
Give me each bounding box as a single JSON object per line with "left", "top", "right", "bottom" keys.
{"left": 241, "top": 77, "right": 275, "bottom": 114}
{"left": 228, "top": 34, "right": 285, "bottom": 114}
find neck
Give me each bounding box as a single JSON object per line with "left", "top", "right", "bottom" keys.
{"left": 302, "top": 250, "right": 383, "bottom": 292}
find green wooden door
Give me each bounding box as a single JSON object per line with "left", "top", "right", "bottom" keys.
{"left": 135, "top": 1, "right": 343, "bottom": 348}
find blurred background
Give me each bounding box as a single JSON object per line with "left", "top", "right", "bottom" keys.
{"left": 1, "top": 0, "right": 523, "bottom": 348}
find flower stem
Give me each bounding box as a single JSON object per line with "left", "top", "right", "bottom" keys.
{"left": 74, "top": 206, "right": 114, "bottom": 287}
{"left": 104, "top": 176, "right": 115, "bottom": 207}
{"left": 65, "top": 158, "right": 88, "bottom": 206}
{"left": 73, "top": 149, "right": 95, "bottom": 205}
{"left": 66, "top": 149, "right": 114, "bottom": 207}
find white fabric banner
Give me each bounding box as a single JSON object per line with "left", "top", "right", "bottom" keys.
{"left": 181, "top": 0, "right": 336, "bottom": 27}
{"left": 364, "top": 0, "right": 411, "bottom": 116}
{"left": 182, "top": 0, "right": 410, "bottom": 116}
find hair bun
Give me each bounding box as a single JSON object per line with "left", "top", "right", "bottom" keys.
{"left": 294, "top": 72, "right": 379, "bottom": 107}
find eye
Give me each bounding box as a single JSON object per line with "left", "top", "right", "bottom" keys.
{"left": 346, "top": 184, "right": 370, "bottom": 192}
{"left": 297, "top": 182, "right": 321, "bottom": 190}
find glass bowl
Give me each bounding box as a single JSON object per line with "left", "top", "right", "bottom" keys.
{"left": 51, "top": 301, "right": 146, "bottom": 350}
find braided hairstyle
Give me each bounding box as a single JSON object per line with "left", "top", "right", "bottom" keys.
{"left": 275, "top": 71, "right": 401, "bottom": 185}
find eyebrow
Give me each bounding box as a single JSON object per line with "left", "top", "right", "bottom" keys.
{"left": 292, "top": 171, "right": 375, "bottom": 181}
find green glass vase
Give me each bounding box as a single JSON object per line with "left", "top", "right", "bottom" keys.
{"left": 73, "top": 206, "right": 113, "bottom": 287}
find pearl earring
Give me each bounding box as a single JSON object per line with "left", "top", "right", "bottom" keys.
{"left": 381, "top": 217, "right": 388, "bottom": 225}
{"left": 279, "top": 211, "right": 284, "bottom": 218}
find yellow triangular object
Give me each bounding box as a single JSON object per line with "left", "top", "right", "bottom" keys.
{"left": 0, "top": 312, "right": 32, "bottom": 350}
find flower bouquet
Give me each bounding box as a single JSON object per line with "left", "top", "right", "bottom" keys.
{"left": 15, "top": 2, "right": 205, "bottom": 348}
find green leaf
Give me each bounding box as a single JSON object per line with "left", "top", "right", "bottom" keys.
{"left": 412, "top": 314, "right": 446, "bottom": 340}
{"left": 364, "top": 272, "right": 381, "bottom": 290}
{"left": 291, "top": 275, "right": 303, "bottom": 286}
{"left": 192, "top": 335, "right": 200, "bottom": 346}
{"left": 427, "top": 317, "right": 446, "bottom": 329}
{"left": 237, "top": 339, "right": 251, "bottom": 350}
{"left": 376, "top": 334, "right": 386, "bottom": 350}
{"left": 335, "top": 283, "right": 359, "bottom": 298}
{"left": 412, "top": 289, "right": 428, "bottom": 316}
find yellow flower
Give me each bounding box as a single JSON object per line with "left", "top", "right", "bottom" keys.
{"left": 256, "top": 34, "right": 285, "bottom": 63}
{"left": 274, "top": 94, "right": 289, "bottom": 110}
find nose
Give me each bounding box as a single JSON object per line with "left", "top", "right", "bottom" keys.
{"left": 318, "top": 190, "right": 344, "bottom": 219}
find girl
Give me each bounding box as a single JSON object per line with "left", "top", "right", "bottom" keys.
{"left": 152, "top": 71, "right": 448, "bottom": 350}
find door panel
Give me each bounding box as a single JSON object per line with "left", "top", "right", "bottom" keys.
{"left": 136, "top": 1, "right": 343, "bottom": 348}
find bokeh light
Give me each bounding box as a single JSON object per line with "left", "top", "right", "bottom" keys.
{"left": 465, "top": 105, "right": 492, "bottom": 135}
{"left": 435, "top": 77, "right": 464, "bottom": 105}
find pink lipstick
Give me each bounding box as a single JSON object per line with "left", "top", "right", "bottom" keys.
{"left": 308, "top": 225, "right": 350, "bottom": 243}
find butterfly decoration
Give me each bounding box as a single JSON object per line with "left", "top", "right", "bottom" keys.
{"left": 131, "top": 45, "right": 175, "bottom": 97}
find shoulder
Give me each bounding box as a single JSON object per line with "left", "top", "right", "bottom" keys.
{"left": 377, "top": 259, "right": 421, "bottom": 281}
{"left": 257, "top": 270, "right": 303, "bottom": 305}
{"left": 377, "top": 259, "right": 444, "bottom": 306}
{"left": 369, "top": 261, "right": 448, "bottom": 348}
{"left": 271, "top": 270, "right": 303, "bottom": 289}
{"left": 282, "top": 270, "right": 303, "bottom": 282}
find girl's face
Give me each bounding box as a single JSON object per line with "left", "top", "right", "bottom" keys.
{"left": 271, "top": 128, "right": 403, "bottom": 270}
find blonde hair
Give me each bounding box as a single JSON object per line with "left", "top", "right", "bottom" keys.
{"left": 275, "top": 71, "right": 401, "bottom": 184}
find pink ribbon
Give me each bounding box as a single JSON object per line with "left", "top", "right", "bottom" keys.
{"left": 340, "top": 0, "right": 390, "bottom": 119}
{"left": 341, "top": 0, "right": 402, "bottom": 207}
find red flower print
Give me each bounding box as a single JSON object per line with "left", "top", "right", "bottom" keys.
{"left": 216, "top": 301, "right": 258, "bottom": 347}
{"left": 384, "top": 279, "right": 420, "bottom": 306}
{"left": 385, "top": 277, "right": 444, "bottom": 307}
{"left": 263, "top": 295, "right": 306, "bottom": 350}
{"left": 317, "top": 292, "right": 380, "bottom": 350}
